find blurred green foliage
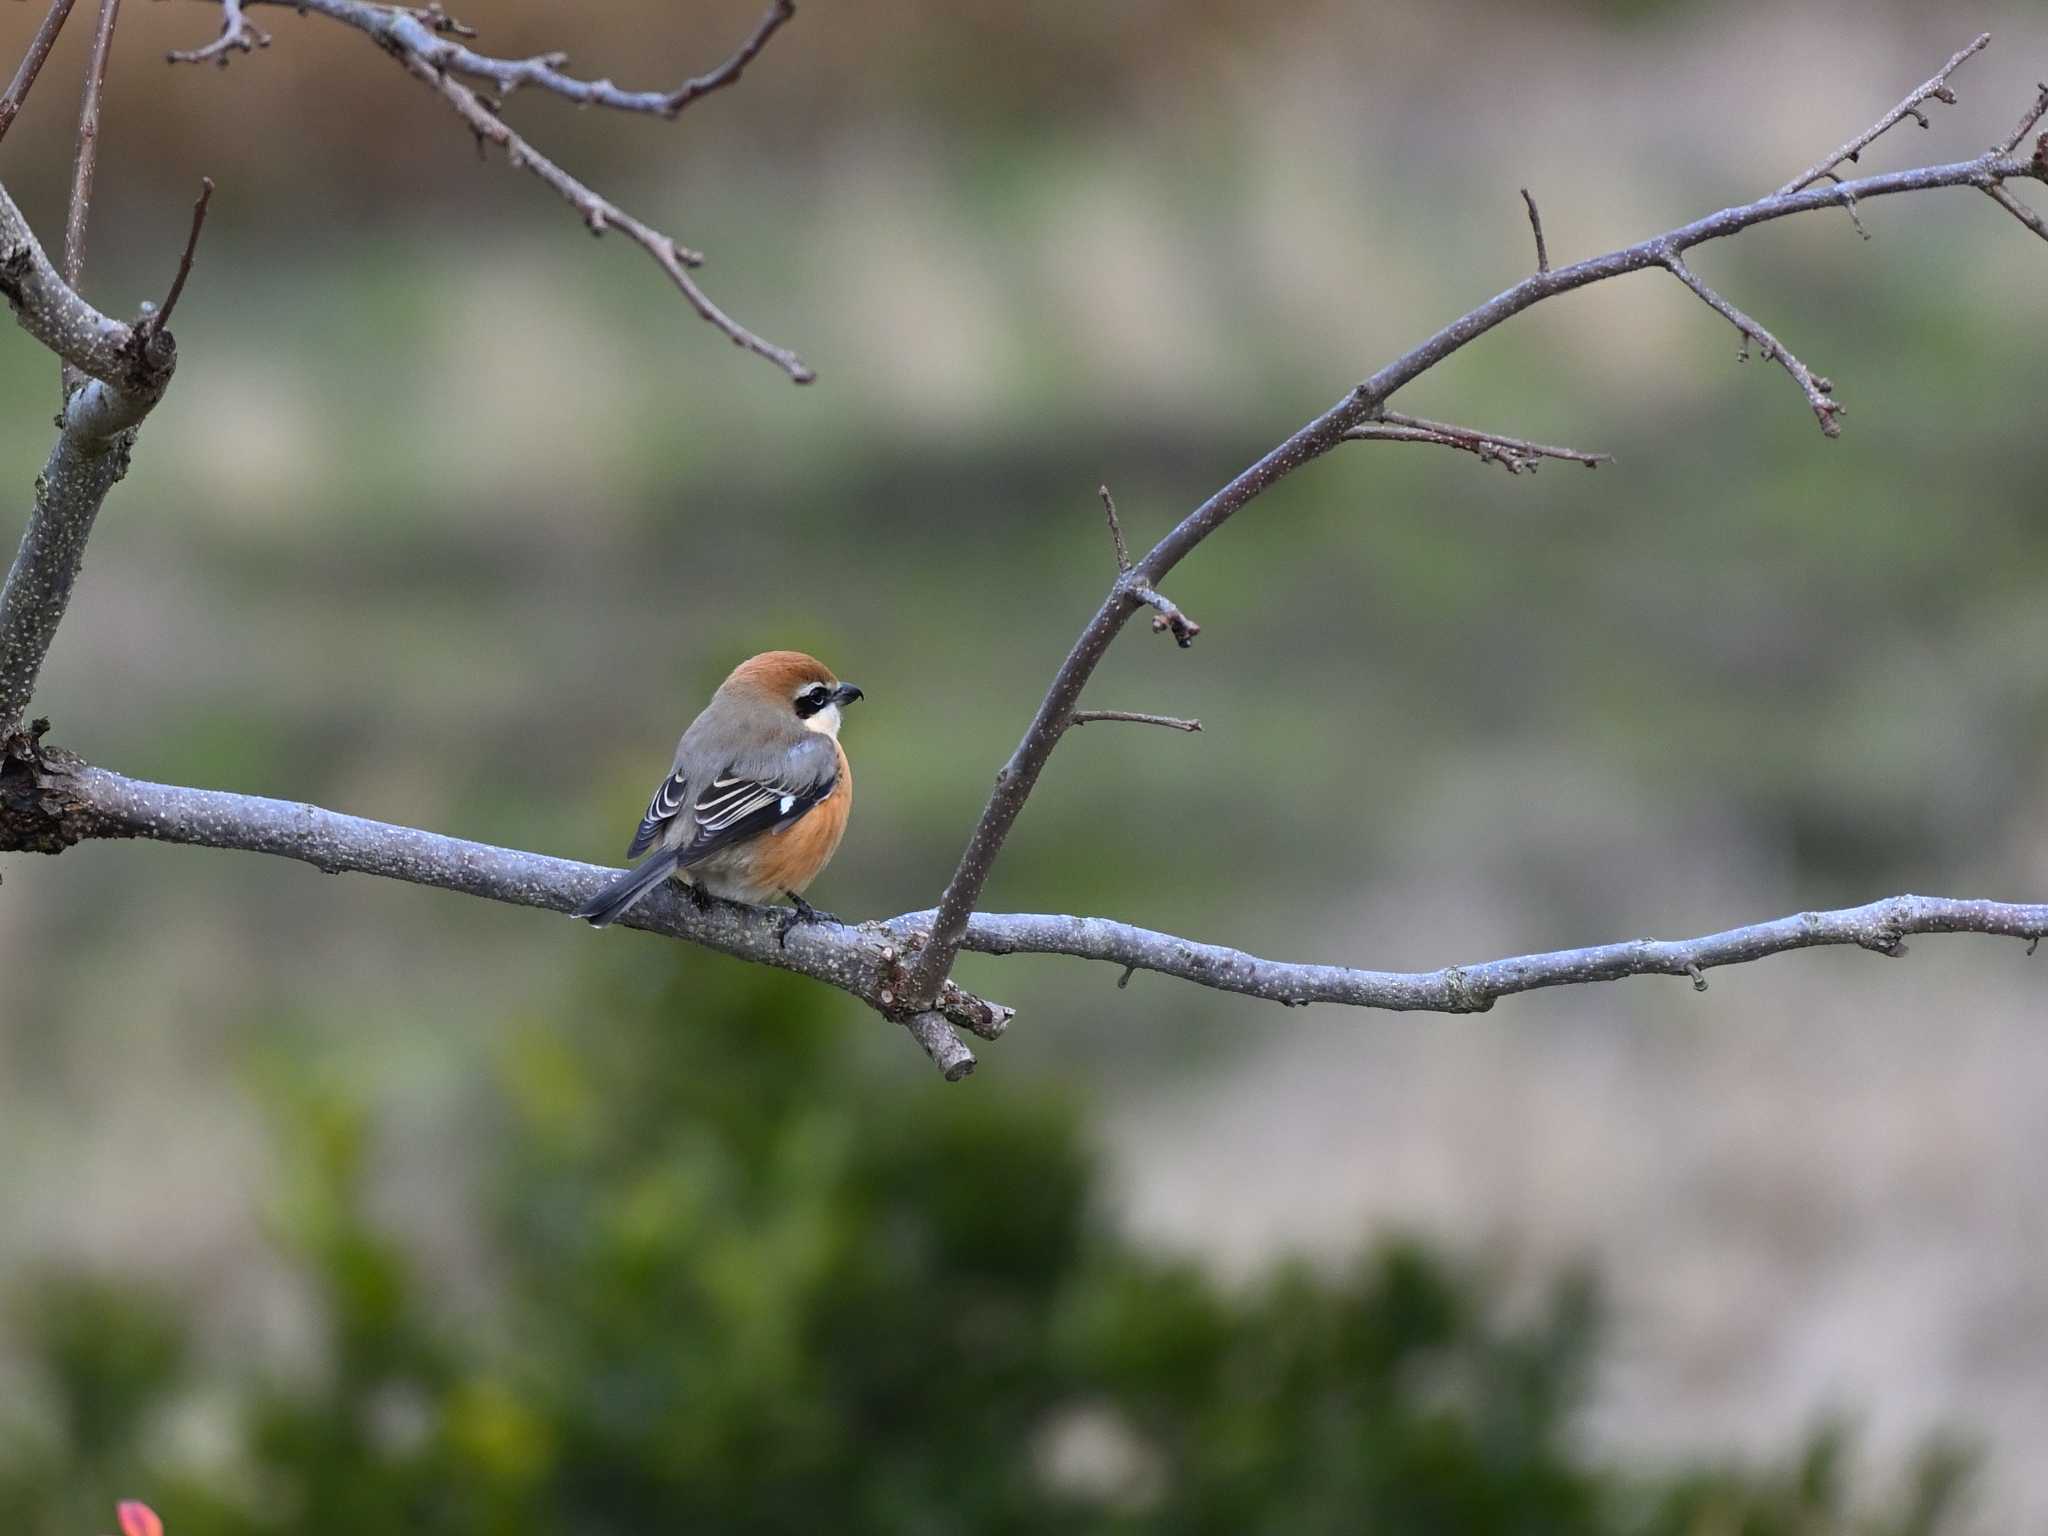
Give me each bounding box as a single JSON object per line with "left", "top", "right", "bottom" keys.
{"left": 0, "top": 961, "right": 1976, "bottom": 1535}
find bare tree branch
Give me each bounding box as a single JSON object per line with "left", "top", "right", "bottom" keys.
{"left": 366, "top": 0, "right": 798, "bottom": 117}
{"left": 1659, "top": 251, "right": 1843, "bottom": 435}
{"left": 139, "top": 176, "right": 213, "bottom": 338}
{"left": 896, "top": 46, "right": 2048, "bottom": 1014}
{"left": 1777, "top": 31, "right": 1988, "bottom": 196}
{"left": 1985, "top": 180, "right": 2048, "bottom": 241}
{"left": 0, "top": 174, "right": 181, "bottom": 735}
{"left": 59, "top": 0, "right": 121, "bottom": 398}
{"left": 62, "top": 0, "right": 119, "bottom": 289}
{"left": 0, "top": 0, "right": 80, "bottom": 143}
{"left": 1098, "top": 484, "right": 1131, "bottom": 573}
{"left": 1070, "top": 710, "right": 1202, "bottom": 732}
{"left": 1519, "top": 186, "right": 1549, "bottom": 273}
{"left": 1996, "top": 82, "right": 2048, "bottom": 155}
{"left": 1127, "top": 581, "right": 1200, "bottom": 647}
{"left": 165, "top": 0, "right": 268, "bottom": 65}
{"left": 2, "top": 32, "right": 2040, "bottom": 1076}
{"left": 897, "top": 897, "right": 2048, "bottom": 1012}
{"left": 1343, "top": 409, "right": 1610, "bottom": 473}
{"left": 0, "top": 741, "right": 1013, "bottom": 1073}
{"left": 2, "top": 743, "right": 2039, "bottom": 1068}
{"left": 165, "top": 0, "right": 813, "bottom": 381}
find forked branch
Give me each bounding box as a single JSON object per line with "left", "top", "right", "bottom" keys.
{"left": 1344, "top": 409, "right": 1610, "bottom": 473}
{"left": 894, "top": 34, "right": 2047, "bottom": 1035}
{"left": 1777, "top": 31, "right": 1988, "bottom": 195}
{"left": 165, "top": 0, "right": 812, "bottom": 380}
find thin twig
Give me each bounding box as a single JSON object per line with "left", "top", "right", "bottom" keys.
{"left": 1128, "top": 582, "right": 1200, "bottom": 647}
{"left": 62, "top": 0, "right": 119, "bottom": 291}
{"left": 395, "top": 50, "right": 810, "bottom": 381}
{"left": 1996, "top": 82, "right": 2048, "bottom": 155}
{"left": 1985, "top": 181, "right": 2048, "bottom": 241}
{"left": 140, "top": 176, "right": 214, "bottom": 336}
{"left": 1519, "top": 187, "right": 1549, "bottom": 273}
{"left": 1344, "top": 410, "right": 1610, "bottom": 473}
{"left": 165, "top": 0, "right": 270, "bottom": 65}
{"left": 179, "top": 0, "right": 813, "bottom": 380}
{"left": 1099, "top": 484, "right": 1130, "bottom": 572}
{"left": 1661, "top": 251, "right": 1842, "bottom": 435}
{"left": 288, "top": 0, "right": 798, "bottom": 117}
{"left": 1777, "top": 31, "right": 1989, "bottom": 196}
{"left": 664, "top": 0, "right": 797, "bottom": 115}
{"left": 1070, "top": 710, "right": 1202, "bottom": 732}
{"left": 0, "top": 0, "right": 80, "bottom": 144}
{"left": 59, "top": 0, "right": 121, "bottom": 400}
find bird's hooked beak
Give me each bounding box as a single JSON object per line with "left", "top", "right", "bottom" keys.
{"left": 830, "top": 682, "right": 864, "bottom": 707}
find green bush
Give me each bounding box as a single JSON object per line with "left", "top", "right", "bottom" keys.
{"left": 0, "top": 962, "right": 1976, "bottom": 1535}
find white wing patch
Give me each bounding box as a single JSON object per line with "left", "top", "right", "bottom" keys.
{"left": 694, "top": 773, "right": 816, "bottom": 836}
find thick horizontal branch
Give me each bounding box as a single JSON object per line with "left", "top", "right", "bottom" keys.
{"left": 185, "top": 0, "right": 813, "bottom": 380}
{"left": 3, "top": 744, "right": 2035, "bottom": 1050}
{"left": 0, "top": 742, "right": 1008, "bottom": 1076}
{"left": 884, "top": 897, "right": 2047, "bottom": 1012}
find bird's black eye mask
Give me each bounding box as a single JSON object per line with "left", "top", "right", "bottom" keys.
{"left": 793, "top": 683, "right": 832, "bottom": 719}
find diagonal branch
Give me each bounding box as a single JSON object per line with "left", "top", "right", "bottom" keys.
{"left": 170, "top": 0, "right": 813, "bottom": 380}
{"left": 1658, "top": 252, "right": 1842, "bottom": 435}
{"left": 0, "top": 176, "right": 183, "bottom": 737}
{"left": 1985, "top": 180, "right": 2048, "bottom": 242}
{"left": 3, "top": 742, "right": 2039, "bottom": 1068}
{"left": 895, "top": 44, "right": 2048, "bottom": 1013}
{"left": 1776, "top": 31, "right": 1988, "bottom": 196}
{"left": 1995, "top": 82, "right": 2048, "bottom": 156}
{"left": 0, "top": 0, "right": 80, "bottom": 143}
{"left": 1519, "top": 187, "right": 1549, "bottom": 273}
{"left": 59, "top": 0, "right": 121, "bottom": 398}
{"left": 1344, "top": 410, "right": 1610, "bottom": 473}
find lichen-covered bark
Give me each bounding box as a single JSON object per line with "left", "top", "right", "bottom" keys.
{"left": 0, "top": 420, "right": 135, "bottom": 733}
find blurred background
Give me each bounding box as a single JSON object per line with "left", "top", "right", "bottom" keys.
{"left": 2, "top": 0, "right": 2045, "bottom": 1529}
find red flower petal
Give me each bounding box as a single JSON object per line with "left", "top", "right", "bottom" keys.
{"left": 117, "top": 1501, "right": 164, "bottom": 1536}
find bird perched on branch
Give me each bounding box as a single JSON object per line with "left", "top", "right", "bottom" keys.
{"left": 573, "top": 650, "right": 862, "bottom": 933}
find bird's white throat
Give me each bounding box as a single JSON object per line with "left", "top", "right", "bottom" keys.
{"left": 803, "top": 702, "right": 842, "bottom": 738}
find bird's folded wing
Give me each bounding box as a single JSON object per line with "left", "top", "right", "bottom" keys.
{"left": 626, "top": 735, "right": 837, "bottom": 863}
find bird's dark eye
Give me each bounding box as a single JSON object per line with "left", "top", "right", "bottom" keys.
{"left": 794, "top": 684, "right": 829, "bottom": 717}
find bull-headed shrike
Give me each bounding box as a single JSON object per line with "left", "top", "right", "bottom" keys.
{"left": 574, "top": 650, "right": 861, "bottom": 930}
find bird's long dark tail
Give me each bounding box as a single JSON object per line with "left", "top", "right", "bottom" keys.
{"left": 572, "top": 851, "right": 682, "bottom": 928}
